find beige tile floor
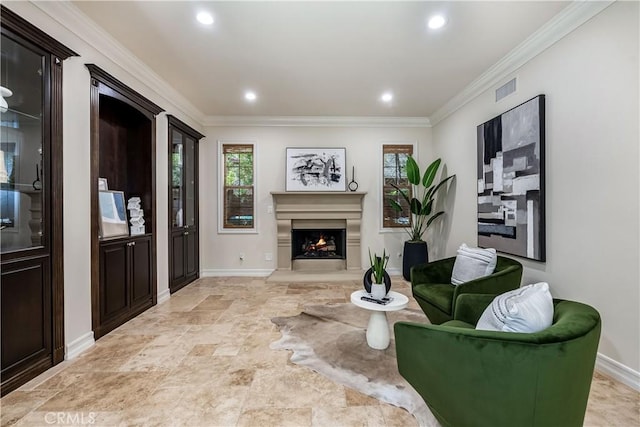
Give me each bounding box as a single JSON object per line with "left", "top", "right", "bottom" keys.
{"left": 2, "top": 277, "right": 639, "bottom": 427}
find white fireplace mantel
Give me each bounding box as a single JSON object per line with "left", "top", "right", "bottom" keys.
{"left": 271, "top": 192, "right": 366, "bottom": 271}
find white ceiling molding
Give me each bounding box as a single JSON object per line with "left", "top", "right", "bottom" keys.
{"left": 429, "top": 0, "right": 615, "bottom": 126}
{"left": 202, "top": 116, "right": 431, "bottom": 128}
{"left": 31, "top": 0, "right": 206, "bottom": 127}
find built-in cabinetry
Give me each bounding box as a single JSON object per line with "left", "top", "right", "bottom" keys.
{"left": 87, "top": 64, "right": 163, "bottom": 339}
{"left": 99, "top": 235, "right": 152, "bottom": 322}
{"left": 0, "top": 6, "right": 76, "bottom": 396}
{"left": 168, "top": 116, "right": 204, "bottom": 293}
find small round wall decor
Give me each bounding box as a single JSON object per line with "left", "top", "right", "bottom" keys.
{"left": 348, "top": 166, "right": 359, "bottom": 191}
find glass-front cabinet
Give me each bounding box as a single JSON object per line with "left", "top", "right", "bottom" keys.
{"left": 0, "top": 24, "right": 45, "bottom": 252}
{"left": 0, "top": 6, "right": 75, "bottom": 396}
{"left": 168, "top": 115, "right": 203, "bottom": 293}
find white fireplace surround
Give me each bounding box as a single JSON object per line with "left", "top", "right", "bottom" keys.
{"left": 271, "top": 192, "right": 366, "bottom": 271}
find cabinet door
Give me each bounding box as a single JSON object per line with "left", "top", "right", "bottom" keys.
{"left": 130, "top": 237, "right": 152, "bottom": 308}
{"left": 1, "top": 257, "right": 51, "bottom": 385}
{"left": 171, "top": 232, "right": 185, "bottom": 282}
{"left": 168, "top": 119, "right": 200, "bottom": 294}
{"left": 99, "top": 241, "right": 129, "bottom": 322}
{"left": 185, "top": 230, "right": 198, "bottom": 279}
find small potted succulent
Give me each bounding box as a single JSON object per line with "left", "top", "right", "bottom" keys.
{"left": 364, "top": 249, "right": 391, "bottom": 299}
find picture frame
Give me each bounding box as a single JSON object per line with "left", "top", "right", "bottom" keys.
{"left": 477, "top": 94, "right": 545, "bottom": 261}
{"left": 285, "top": 147, "right": 346, "bottom": 192}
{"left": 98, "top": 190, "right": 129, "bottom": 238}
{"left": 97, "top": 177, "right": 108, "bottom": 191}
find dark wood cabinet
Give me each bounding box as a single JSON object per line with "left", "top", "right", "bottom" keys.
{"left": 88, "top": 64, "right": 163, "bottom": 339}
{"left": 0, "top": 6, "right": 76, "bottom": 396}
{"left": 99, "top": 235, "right": 152, "bottom": 331}
{"left": 168, "top": 116, "right": 203, "bottom": 293}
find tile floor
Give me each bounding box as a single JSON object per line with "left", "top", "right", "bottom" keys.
{"left": 2, "top": 277, "right": 638, "bottom": 426}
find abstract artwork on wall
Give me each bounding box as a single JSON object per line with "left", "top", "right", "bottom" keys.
{"left": 477, "top": 94, "right": 545, "bottom": 261}
{"left": 98, "top": 190, "right": 129, "bottom": 238}
{"left": 286, "top": 147, "right": 346, "bottom": 192}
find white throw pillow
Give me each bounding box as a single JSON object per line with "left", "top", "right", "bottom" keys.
{"left": 450, "top": 243, "right": 497, "bottom": 285}
{"left": 476, "top": 282, "right": 554, "bottom": 333}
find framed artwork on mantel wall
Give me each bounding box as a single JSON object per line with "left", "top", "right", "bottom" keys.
{"left": 286, "top": 147, "right": 346, "bottom": 192}
{"left": 477, "top": 94, "right": 546, "bottom": 261}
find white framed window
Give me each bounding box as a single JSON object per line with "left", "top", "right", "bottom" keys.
{"left": 381, "top": 143, "right": 416, "bottom": 231}
{"left": 218, "top": 140, "right": 257, "bottom": 233}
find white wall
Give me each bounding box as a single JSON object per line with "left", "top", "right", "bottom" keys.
{"left": 432, "top": 2, "right": 639, "bottom": 376}
{"left": 201, "top": 125, "right": 432, "bottom": 275}
{"left": 5, "top": 2, "right": 205, "bottom": 355}
{"left": 62, "top": 56, "right": 92, "bottom": 352}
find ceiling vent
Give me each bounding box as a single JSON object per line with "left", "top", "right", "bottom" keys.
{"left": 496, "top": 78, "right": 517, "bottom": 102}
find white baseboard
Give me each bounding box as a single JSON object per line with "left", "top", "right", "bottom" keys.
{"left": 201, "top": 269, "right": 274, "bottom": 277}
{"left": 157, "top": 288, "right": 171, "bottom": 304}
{"left": 65, "top": 331, "right": 95, "bottom": 360}
{"left": 596, "top": 352, "right": 640, "bottom": 391}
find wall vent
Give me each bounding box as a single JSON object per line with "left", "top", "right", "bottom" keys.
{"left": 496, "top": 78, "right": 517, "bottom": 102}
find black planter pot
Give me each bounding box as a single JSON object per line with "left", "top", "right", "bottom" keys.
{"left": 402, "top": 241, "right": 428, "bottom": 281}
{"left": 363, "top": 268, "right": 392, "bottom": 294}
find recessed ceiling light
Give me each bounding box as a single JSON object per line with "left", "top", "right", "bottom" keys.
{"left": 380, "top": 92, "right": 393, "bottom": 103}
{"left": 428, "top": 15, "right": 447, "bottom": 30}
{"left": 245, "top": 91, "right": 257, "bottom": 102}
{"left": 196, "top": 11, "right": 214, "bottom": 25}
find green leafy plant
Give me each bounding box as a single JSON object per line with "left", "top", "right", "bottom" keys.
{"left": 368, "top": 248, "right": 390, "bottom": 284}
{"left": 388, "top": 156, "right": 455, "bottom": 242}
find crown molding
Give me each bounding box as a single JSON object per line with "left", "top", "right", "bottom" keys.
{"left": 30, "top": 0, "right": 206, "bottom": 127}
{"left": 202, "top": 115, "right": 431, "bottom": 128}
{"left": 429, "top": 0, "right": 615, "bottom": 125}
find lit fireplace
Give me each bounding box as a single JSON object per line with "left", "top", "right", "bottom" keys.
{"left": 292, "top": 229, "right": 346, "bottom": 259}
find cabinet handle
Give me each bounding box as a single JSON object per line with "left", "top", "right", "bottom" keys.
{"left": 132, "top": 242, "right": 136, "bottom": 246}
{"left": 184, "top": 231, "right": 189, "bottom": 236}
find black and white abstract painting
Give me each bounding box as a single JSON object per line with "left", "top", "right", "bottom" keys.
{"left": 286, "top": 148, "right": 346, "bottom": 192}
{"left": 477, "top": 95, "right": 545, "bottom": 261}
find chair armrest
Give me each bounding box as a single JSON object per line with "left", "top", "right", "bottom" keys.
{"left": 452, "top": 293, "right": 495, "bottom": 325}
{"left": 452, "top": 263, "right": 523, "bottom": 299}
{"left": 410, "top": 257, "right": 456, "bottom": 288}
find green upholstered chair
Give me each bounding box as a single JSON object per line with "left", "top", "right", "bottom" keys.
{"left": 394, "top": 294, "right": 602, "bottom": 427}
{"left": 410, "top": 255, "right": 523, "bottom": 324}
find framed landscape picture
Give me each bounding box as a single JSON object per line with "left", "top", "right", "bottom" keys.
{"left": 98, "top": 190, "right": 129, "bottom": 238}
{"left": 286, "top": 147, "right": 346, "bottom": 192}
{"left": 477, "top": 94, "right": 545, "bottom": 261}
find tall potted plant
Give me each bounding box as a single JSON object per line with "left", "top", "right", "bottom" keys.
{"left": 388, "top": 156, "right": 454, "bottom": 280}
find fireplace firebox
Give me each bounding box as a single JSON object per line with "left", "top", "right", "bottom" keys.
{"left": 291, "top": 229, "right": 346, "bottom": 260}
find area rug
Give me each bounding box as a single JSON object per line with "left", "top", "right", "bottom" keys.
{"left": 270, "top": 303, "right": 439, "bottom": 427}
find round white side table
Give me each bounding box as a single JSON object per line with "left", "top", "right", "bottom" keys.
{"left": 350, "top": 290, "right": 409, "bottom": 350}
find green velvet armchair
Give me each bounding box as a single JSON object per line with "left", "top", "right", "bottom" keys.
{"left": 394, "top": 294, "right": 602, "bottom": 427}
{"left": 410, "top": 255, "right": 523, "bottom": 324}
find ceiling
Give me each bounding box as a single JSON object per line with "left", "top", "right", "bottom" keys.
{"left": 71, "top": 1, "right": 570, "bottom": 118}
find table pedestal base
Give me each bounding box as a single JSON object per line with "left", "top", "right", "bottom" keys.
{"left": 366, "top": 311, "right": 390, "bottom": 350}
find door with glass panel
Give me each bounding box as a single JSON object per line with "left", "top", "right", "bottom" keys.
{"left": 0, "top": 6, "right": 75, "bottom": 396}
{"left": 168, "top": 116, "right": 203, "bottom": 293}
